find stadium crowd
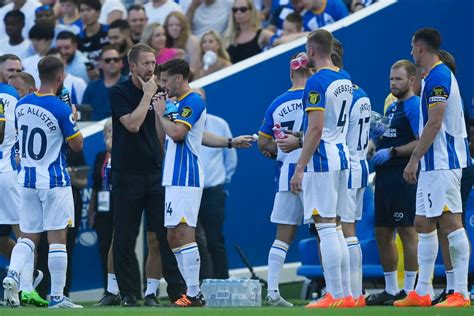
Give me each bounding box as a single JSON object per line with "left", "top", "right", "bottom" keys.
{"left": 0, "top": 0, "right": 472, "bottom": 310}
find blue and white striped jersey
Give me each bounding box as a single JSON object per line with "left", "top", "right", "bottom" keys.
{"left": 346, "top": 84, "right": 370, "bottom": 189}
{"left": 259, "top": 89, "right": 304, "bottom": 192}
{"left": 302, "top": 67, "right": 353, "bottom": 172}
{"left": 0, "top": 83, "right": 19, "bottom": 173}
{"left": 419, "top": 61, "right": 471, "bottom": 171}
{"left": 162, "top": 91, "right": 207, "bottom": 188}
{"left": 15, "top": 93, "right": 80, "bottom": 189}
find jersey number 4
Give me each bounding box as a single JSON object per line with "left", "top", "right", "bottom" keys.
{"left": 20, "top": 125, "right": 47, "bottom": 160}
{"left": 337, "top": 100, "right": 347, "bottom": 132}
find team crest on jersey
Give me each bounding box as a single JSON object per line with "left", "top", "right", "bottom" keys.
{"left": 180, "top": 106, "right": 192, "bottom": 118}
{"left": 308, "top": 91, "right": 321, "bottom": 105}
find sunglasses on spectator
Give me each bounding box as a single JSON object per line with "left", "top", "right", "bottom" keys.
{"left": 103, "top": 57, "right": 121, "bottom": 64}
{"left": 232, "top": 6, "right": 250, "bottom": 13}
{"left": 290, "top": 53, "right": 308, "bottom": 70}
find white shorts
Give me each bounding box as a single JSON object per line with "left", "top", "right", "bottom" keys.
{"left": 0, "top": 171, "right": 20, "bottom": 225}
{"left": 19, "top": 186, "right": 75, "bottom": 233}
{"left": 164, "top": 186, "right": 203, "bottom": 228}
{"left": 342, "top": 187, "right": 366, "bottom": 223}
{"left": 303, "top": 170, "right": 349, "bottom": 222}
{"left": 416, "top": 169, "right": 462, "bottom": 218}
{"left": 271, "top": 191, "right": 304, "bottom": 225}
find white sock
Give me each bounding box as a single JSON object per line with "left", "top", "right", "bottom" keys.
{"left": 346, "top": 237, "right": 362, "bottom": 298}
{"left": 48, "top": 244, "right": 67, "bottom": 299}
{"left": 447, "top": 228, "right": 470, "bottom": 298}
{"left": 8, "top": 238, "right": 35, "bottom": 275}
{"left": 145, "top": 278, "right": 160, "bottom": 296}
{"left": 403, "top": 271, "right": 417, "bottom": 292}
{"left": 336, "top": 227, "right": 351, "bottom": 297}
{"left": 172, "top": 247, "right": 185, "bottom": 280}
{"left": 316, "top": 223, "right": 343, "bottom": 299}
{"left": 19, "top": 250, "right": 34, "bottom": 292}
{"left": 107, "top": 273, "right": 119, "bottom": 295}
{"left": 181, "top": 243, "right": 201, "bottom": 297}
{"left": 267, "top": 239, "right": 288, "bottom": 299}
{"left": 415, "top": 230, "right": 438, "bottom": 297}
{"left": 445, "top": 270, "right": 454, "bottom": 292}
{"left": 384, "top": 271, "right": 399, "bottom": 295}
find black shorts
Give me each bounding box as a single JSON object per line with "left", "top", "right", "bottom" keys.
{"left": 374, "top": 166, "right": 416, "bottom": 227}
{"left": 0, "top": 225, "right": 12, "bottom": 237}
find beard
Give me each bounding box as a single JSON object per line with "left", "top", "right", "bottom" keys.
{"left": 391, "top": 86, "right": 409, "bottom": 99}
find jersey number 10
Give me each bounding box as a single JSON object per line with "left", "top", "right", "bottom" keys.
{"left": 20, "top": 125, "right": 47, "bottom": 160}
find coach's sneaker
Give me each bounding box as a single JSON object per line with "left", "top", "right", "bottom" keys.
{"left": 366, "top": 290, "right": 402, "bottom": 306}
{"left": 144, "top": 294, "right": 161, "bottom": 307}
{"left": 434, "top": 292, "right": 470, "bottom": 307}
{"left": 3, "top": 271, "right": 20, "bottom": 307}
{"left": 305, "top": 293, "right": 345, "bottom": 308}
{"left": 341, "top": 295, "right": 356, "bottom": 308}
{"left": 94, "top": 291, "right": 121, "bottom": 306}
{"left": 264, "top": 294, "right": 294, "bottom": 307}
{"left": 394, "top": 291, "right": 431, "bottom": 307}
{"left": 49, "top": 296, "right": 83, "bottom": 308}
{"left": 21, "top": 290, "right": 48, "bottom": 307}
{"left": 33, "top": 270, "right": 44, "bottom": 289}
{"left": 169, "top": 292, "right": 206, "bottom": 307}
{"left": 354, "top": 295, "right": 366, "bottom": 307}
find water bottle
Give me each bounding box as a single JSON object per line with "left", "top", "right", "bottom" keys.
{"left": 103, "top": 158, "right": 112, "bottom": 191}
{"left": 272, "top": 124, "right": 286, "bottom": 140}
{"left": 201, "top": 278, "right": 261, "bottom": 307}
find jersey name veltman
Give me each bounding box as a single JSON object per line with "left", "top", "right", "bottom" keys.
{"left": 259, "top": 89, "right": 304, "bottom": 192}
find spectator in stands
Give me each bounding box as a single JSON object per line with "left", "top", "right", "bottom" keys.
{"left": 164, "top": 11, "right": 201, "bottom": 75}
{"left": 83, "top": 46, "right": 127, "bottom": 120}
{"left": 23, "top": 23, "right": 55, "bottom": 85}
{"left": 224, "top": 0, "right": 273, "bottom": 64}
{"left": 346, "top": 0, "right": 376, "bottom": 12}
{"left": 199, "top": 108, "right": 237, "bottom": 279}
{"left": 144, "top": 0, "right": 183, "bottom": 25}
{"left": 195, "top": 30, "right": 231, "bottom": 79}
{"left": 35, "top": 4, "right": 76, "bottom": 43}
{"left": 89, "top": 118, "right": 114, "bottom": 301}
{"left": 127, "top": 5, "right": 148, "bottom": 44}
{"left": 107, "top": 19, "right": 133, "bottom": 74}
{"left": 0, "top": 54, "right": 22, "bottom": 84}
{"left": 141, "top": 23, "right": 183, "bottom": 65}
{"left": 78, "top": 0, "right": 110, "bottom": 69}
{"left": 46, "top": 48, "right": 87, "bottom": 104}
{"left": 99, "top": 0, "right": 127, "bottom": 25}
{"left": 59, "top": 0, "right": 84, "bottom": 34}
{"left": 367, "top": 60, "right": 420, "bottom": 306}
{"left": 9, "top": 72, "right": 36, "bottom": 97}
{"left": 186, "top": 0, "right": 232, "bottom": 38}
{"left": 301, "top": 0, "right": 348, "bottom": 31}
{"left": 0, "top": 0, "right": 40, "bottom": 40}
{"left": 0, "top": 10, "right": 34, "bottom": 59}
{"left": 267, "top": 0, "right": 304, "bottom": 34}
{"left": 56, "top": 31, "right": 90, "bottom": 83}
{"left": 270, "top": 12, "right": 305, "bottom": 47}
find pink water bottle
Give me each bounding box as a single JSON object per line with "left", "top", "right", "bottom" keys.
{"left": 273, "top": 124, "right": 287, "bottom": 139}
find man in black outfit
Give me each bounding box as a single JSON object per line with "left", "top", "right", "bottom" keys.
{"left": 109, "top": 43, "right": 185, "bottom": 307}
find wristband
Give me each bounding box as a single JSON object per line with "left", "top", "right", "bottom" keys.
{"left": 228, "top": 138, "right": 233, "bottom": 149}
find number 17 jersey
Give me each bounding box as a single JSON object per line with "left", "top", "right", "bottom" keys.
{"left": 302, "top": 67, "right": 353, "bottom": 172}
{"left": 15, "top": 93, "right": 80, "bottom": 189}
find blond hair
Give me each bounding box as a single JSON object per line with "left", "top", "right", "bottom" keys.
{"left": 200, "top": 30, "right": 231, "bottom": 62}
{"left": 164, "top": 11, "right": 190, "bottom": 50}
{"left": 140, "top": 23, "right": 162, "bottom": 49}
{"left": 223, "top": 0, "right": 260, "bottom": 48}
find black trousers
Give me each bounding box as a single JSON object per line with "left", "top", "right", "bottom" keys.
{"left": 94, "top": 213, "right": 114, "bottom": 290}
{"left": 198, "top": 185, "right": 229, "bottom": 279}
{"left": 112, "top": 171, "right": 185, "bottom": 300}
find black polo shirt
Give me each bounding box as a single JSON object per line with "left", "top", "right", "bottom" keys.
{"left": 110, "top": 77, "right": 162, "bottom": 174}
{"left": 77, "top": 24, "right": 110, "bottom": 62}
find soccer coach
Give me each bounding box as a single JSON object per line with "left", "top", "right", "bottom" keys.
{"left": 110, "top": 44, "right": 184, "bottom": 306}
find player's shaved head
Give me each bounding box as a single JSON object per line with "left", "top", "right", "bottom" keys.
{"left": 413, "top": 28, "right": 441, "bottom": 52}
{"left": 307, "top": 29, "right": 333, "bottom": 56}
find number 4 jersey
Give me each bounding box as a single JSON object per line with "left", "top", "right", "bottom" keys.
{"left": 15, "top": 93, "right": 80, "bottom": 189}
{"left": 302, "top": 67, "right": 353, "bottom": 172}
